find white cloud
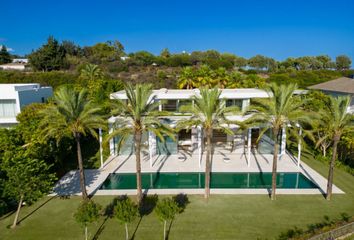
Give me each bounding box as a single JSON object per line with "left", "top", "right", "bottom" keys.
{"left": 0, "top": 45, "right": 14, "bottom": 52}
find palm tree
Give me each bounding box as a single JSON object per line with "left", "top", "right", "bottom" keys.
{"left": 80, "top": 63, "right": 103, "bottom": 82}
{"left": 244, "top": 83, "right": 311, "bottom": 200}
{"left": 177, "top": 88, "right": 238, "bottom": 200}
{"left": 40, "top": 86, "right": 106, "bottom": 200}
{"left": 107, "top": 84, "right": 174, "bottom": 203}
{"left": 316, "top": 96, "right": 353, "bottom": 200}
{"left": 178, "top": 66, "right": 196, "bottom": 89}
{"left": 80, "top": 64, "right": 104, "bottom": 99}
{"left": 196, "top": 65, "right": 214, "bottom": 88}
{"left": 213, "top": 67, "right": 229, "bottom": 89}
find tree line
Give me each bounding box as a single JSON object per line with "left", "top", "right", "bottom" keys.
{"left": 1, "top": 36, "right": 352, "bottom": 72}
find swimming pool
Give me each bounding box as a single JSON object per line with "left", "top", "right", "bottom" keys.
{"left": 100, "top": 172, "right": 318, "bottom": 190}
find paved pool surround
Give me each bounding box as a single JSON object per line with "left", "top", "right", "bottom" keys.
{"left": 53, "top": 151, "right": 344, "bottom": 196}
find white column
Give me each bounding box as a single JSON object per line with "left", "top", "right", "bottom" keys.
{"left": 197, "top": 126, "right": 203, "bottom": 169}
{"left": 148, "top": 131, "right": 157, "bottom": 167}
{"left": 109, "top": 123, "right": 115, "bottom": 156}
{"left": 99, "top": 128, "right": 103, "bottom": 167}
{"left": 280, "top": 126, "right": 286, "bottom": 156}
{"left": 242, "top": 99, "right": 250, "bottom": 112}
{"left": 191, "top": 127, "right": 197, "bottom": 152}
{"left": 158, "top": 100, "right": 162, "bottom": 111}
{"left": 247, "top": 128, "right": 251, "bottom": 167}
{"left": 297, "top": 127, "right": 302, "bottom": 167}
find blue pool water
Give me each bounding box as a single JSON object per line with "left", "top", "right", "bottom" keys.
{"left": 100, "top": 172, "right": 318, "bottom": 190}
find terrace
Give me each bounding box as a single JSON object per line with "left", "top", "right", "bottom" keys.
{"left": 54, "top": 140, "right": 343, "bottom": 197}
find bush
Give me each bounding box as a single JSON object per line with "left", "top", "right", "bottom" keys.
{"left": 268, "top": 70, "right": 354, "bottom": 88}
{"left": 74, "top": 200, "right": 102, "bottom": 240}
{"left": 155, "top": 197, "right": 182, "bottom": 240}
{"left": 0, "top": 71, "right": 79, "bottom": 88}
{"left": 0, "top": 199, "right": 8, "bottom": 216}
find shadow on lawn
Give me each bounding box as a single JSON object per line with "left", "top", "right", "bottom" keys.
{"left": 92, "top": 216, "right": 109, "bottom": 240}
{"left": 92, "top": 196, "right": 125, "bottom": 240}
{"left": 131, "top": 194, "right": 159, "bottom": 240}
{"left": 0, "top": 210, "right": 15, "bottom": 221}
{"left": 91, "top": 195, "right": 158, "bottom": 240}
{"left": 17, "top": 196, "right": 57, "bottom": 225}
{"left": 92, "top": 194, "right": 189, "bottom": 240}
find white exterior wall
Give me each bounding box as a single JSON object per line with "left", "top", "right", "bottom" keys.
{"left": 0, "top": 65, "right": 26, "bottom": 70}
{"left": 0, "top": 84, "right": 53, "bottom": 127}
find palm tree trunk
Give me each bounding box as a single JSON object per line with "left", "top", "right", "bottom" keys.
{"left": 85, "top": 225, "right": 88, "bottom": 240}
{"left": 75, "top": 133, "right": 88, "bottom": 200}
{"left": 163, "top": 220, "right": 167, "bottom": 240}
{"left": 11, "top": 194, "right": 23, "bottom": 228}
{"left": 134, "top": 131, "right": 143, "bottom": 204}
{"left": 125, "top": 223, "right": 129, "bottom": 240}
{"left": 205, "top": 128, "right": 212, "bottom": 200}
{"left": 326, "top": 135, "right": 340, "bottom": 200}
{"left": 271, "top": 128, "right": 280, "bottom": 200}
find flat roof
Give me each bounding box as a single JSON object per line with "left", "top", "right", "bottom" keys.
{"left": 110, "top": 88, "right": 269, "bottom": 100}
{"left": 0, "top": 83, "right": 51, "bottom": 93}
{"left": 308, "top": 77, "right": 354, "bottom": 94}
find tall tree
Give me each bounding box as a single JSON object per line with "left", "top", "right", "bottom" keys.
{"left": 335, "top": 55, "right": 352, "bottom": 70}
{"left": 39, "top": 86, "right": 106, "bottom": 200}
{"left": 234, "top": 56, "right": 248, "bottom": 69}
{"left": 177, "top": 88, "right": 237, "bottom": 199}
{"left": 85, "top": 40, "right": 124, "bottom": 63}
{"left": 28, "top": 36, "right": 68, "bottom": 71}
{"left": 244, "top": 83, "right": 312, "bottom": 200}
{"left": 248, "top": 55, "right": 268, "bottom": 70}
{"left": 2, "top": 150, "right": 56, "bottom": 228}
{"left": 316, "top": 96, "right": 354, "bottom": 200}
{"left": 304, "top": 91, "right": 332, "bottom": 157}
{"left": 316, "top": 55, "right": 332, "bottom": 69}
{"left": 107, "top": 84, "right": 174, "bottom": 203}
{"left": 0, "top": 45, "right": 12, "bottom": 64}
{"left": 160, "top": 48, "right": 171, "bottom": 59}
{"left": 62, "top": 40, "right": 82, "bottom": 56}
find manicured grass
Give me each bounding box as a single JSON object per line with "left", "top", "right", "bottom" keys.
{"left": 1, "top": 157, "right": 354, "bottom": 240}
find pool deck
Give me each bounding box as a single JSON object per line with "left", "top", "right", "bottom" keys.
{"left": 53, "top": 149, "right": 344, "bottom": 196}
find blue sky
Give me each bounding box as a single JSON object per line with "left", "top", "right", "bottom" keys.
{"left": 1, "top": 0, "right": 354, "bottom": 60}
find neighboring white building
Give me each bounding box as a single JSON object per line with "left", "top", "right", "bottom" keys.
{"left": 0, "top": 62, "right": 26, "bottom": 71}
{"left": 0, "top": 84, "right": 53, "bottom": 127}
{"left": 308, "top": 77, "right": 354, "bottom": 114}
{"left": 12, "top": 58, "right": 29, "bottom": 64}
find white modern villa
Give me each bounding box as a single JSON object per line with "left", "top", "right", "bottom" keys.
{"left": 54, "top": 87, "right": 343, "bottom": 197}
{"left": 0, "top": 83, "right": 53, "bottom": 128}
{"left": 107, "top": 88, "right": 285, "bottom": 166}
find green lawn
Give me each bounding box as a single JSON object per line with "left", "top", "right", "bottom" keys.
{"left": 1, "top": 157, "right": 354, "bottom": 240}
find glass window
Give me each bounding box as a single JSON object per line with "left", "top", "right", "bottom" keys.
{"left": 0, "top": 100, "right": 17, "bottom": 118}
{"left": 162, "top": 100, "right": 177, "bottom": 112}
{"left": 226, "top": 99, "right": 243, "bottom": 108}
{"left": 177, "top": 100, "right": 191, "bottom": 113}
{"left": 157, "top": 135, "right": 177, "bottom": 155}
